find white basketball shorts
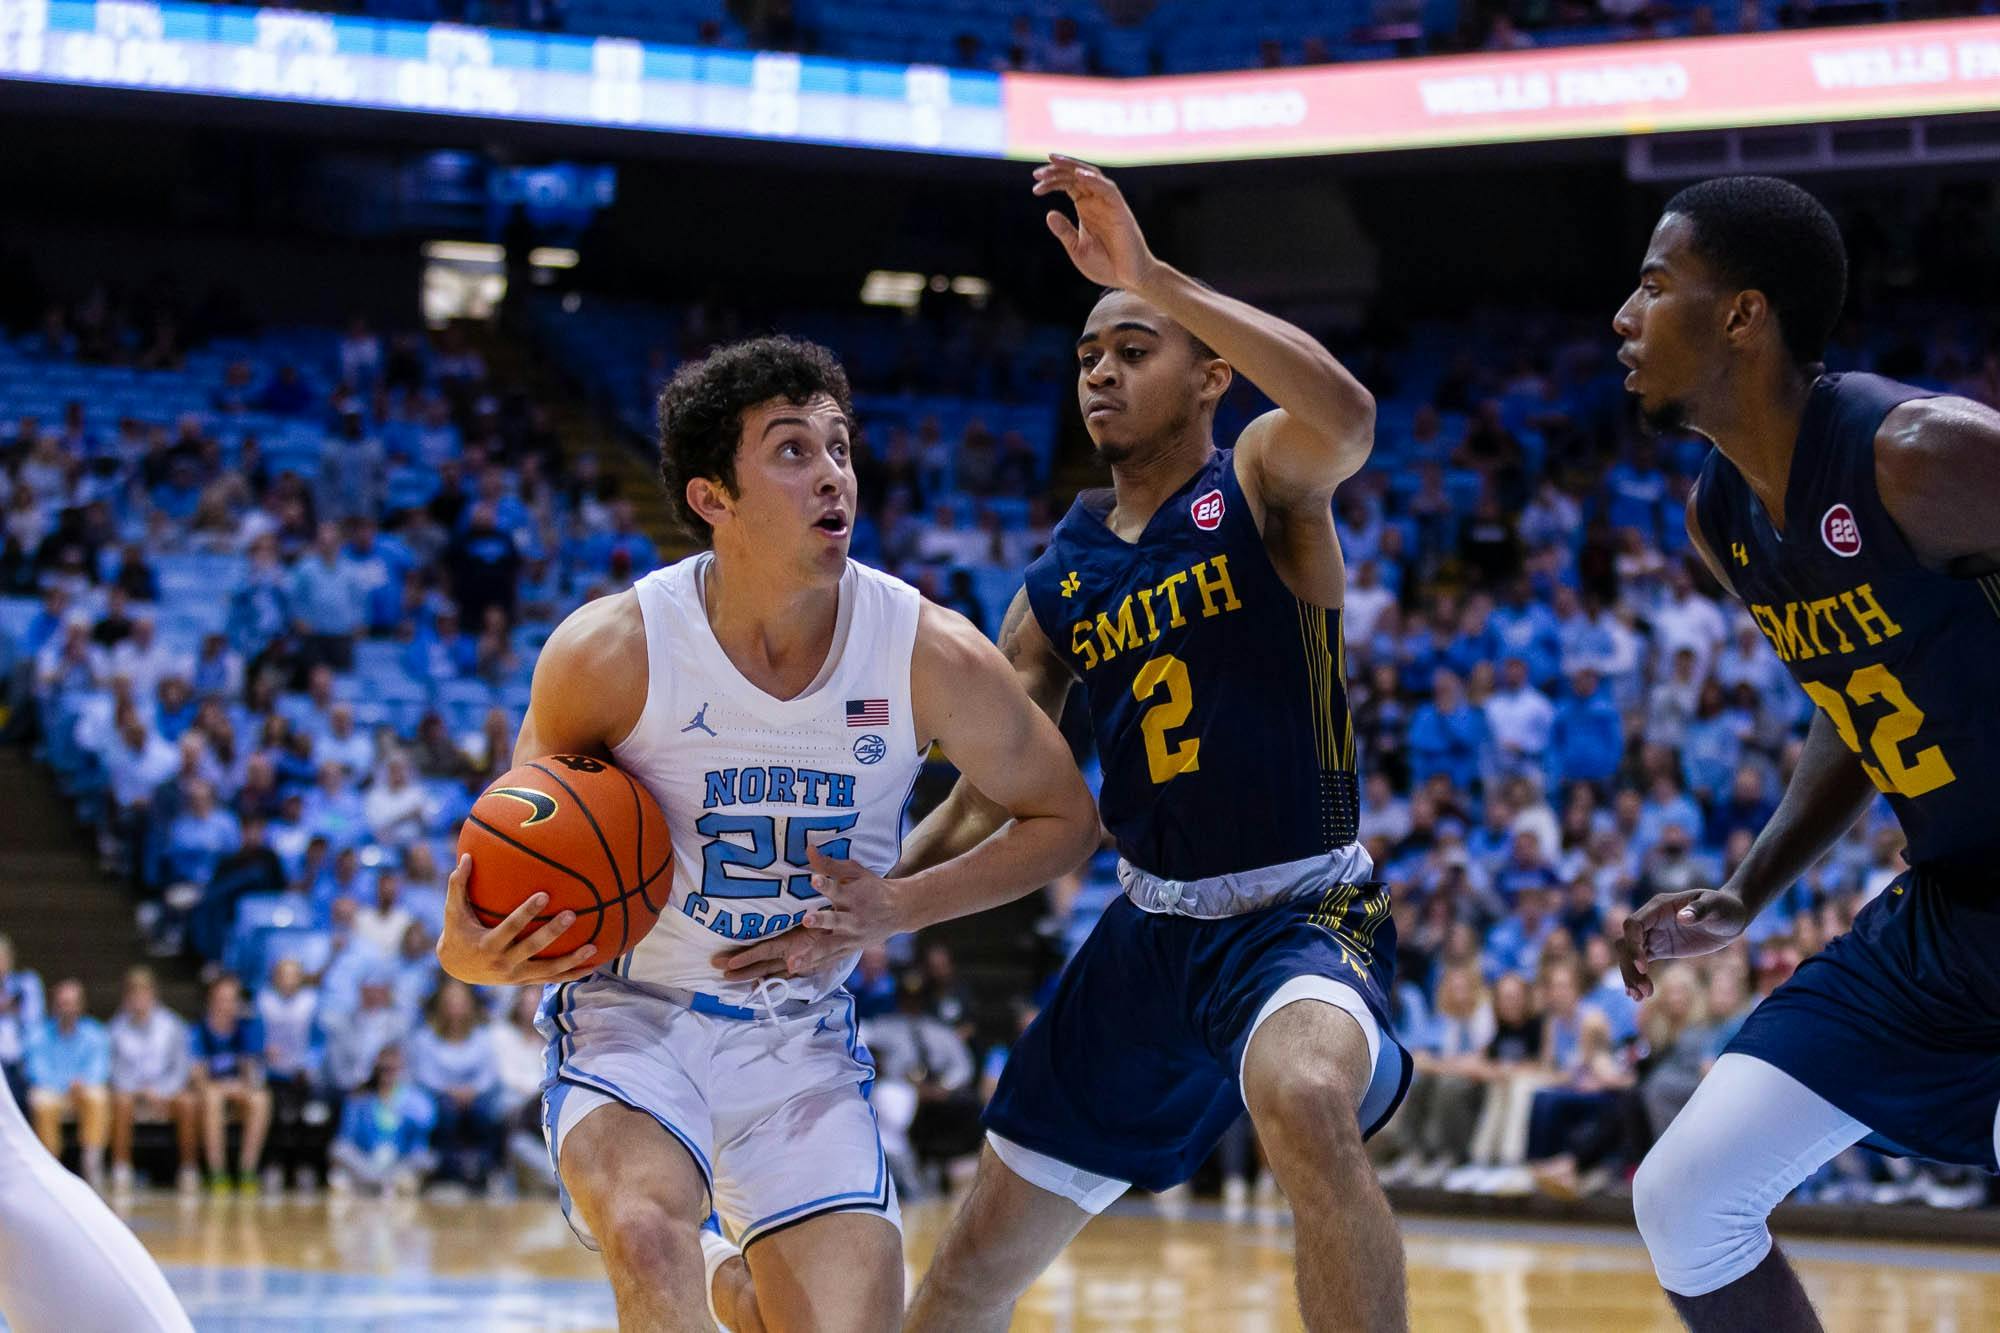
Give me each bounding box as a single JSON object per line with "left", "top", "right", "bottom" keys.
{"left": 537, "top": 975, "right": 899, "bottom": 1249}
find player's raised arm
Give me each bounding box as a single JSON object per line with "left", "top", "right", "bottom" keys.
{"left": 892, "top": 587, "right": 1074, "bottom": 877}
{"left": 718, "top": 600, "right": 1096, "bottom": 980}
{"left": 1033, "top": 153, "right": 1376, "bottom": 511}
{"left": 435, "top": 593, "right": 647, "bottom": 988}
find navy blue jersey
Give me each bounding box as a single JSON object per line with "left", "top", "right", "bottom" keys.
{"left": 1693, "top": 372, "right": 2000, "bottom": 871}
{"left": 1023, "top": 450, "right": 1359, "bottom": 882}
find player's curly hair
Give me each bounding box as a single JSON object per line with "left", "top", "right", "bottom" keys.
{"left": 656, "top": 335, "right": 854, "bottom": 544}
{"left": 1665, "top": 176, "right": 1847, "bottom": 368}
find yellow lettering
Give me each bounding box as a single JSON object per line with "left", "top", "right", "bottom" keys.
{"left": 1155, "top": 571, "right": 1189, "bottom": 628}
{"left": 1094, "top": 597, "right": 1141, "bottom": 663}
{"left": 1805, "top": 597, "right": 1854, "bottom": 655}
{"left": 1840, "top": 583, "right": 1903, "bottom": 646}
{"left": 1751, "top": 603, "right": 1812, "bottom": 662}
{"left": 1773, "top": 602, "right": 1817, "bottom": 661}
{"left": 1069, "top": 620, "right": 1099, "bottom": 672}
{"left": 1191, "top": 555, "right": 1243, "bottom": 619}
{"left": 1799, "top": 599, "right": 1832, "bottom": 656}
{"left": 1136, "top": 586, "right": 1161, "bottom": 642}
{"left": 1748, "top": 605, "right": 1787, "bottom": 661}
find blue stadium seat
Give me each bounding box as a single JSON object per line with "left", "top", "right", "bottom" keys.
{"left": 258, "top": 928, "right": 336, "bottom": 988}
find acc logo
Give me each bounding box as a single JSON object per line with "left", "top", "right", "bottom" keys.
{"left": 490, "top": 787, "right": 558, "bottom": 827}
{"left": 1190, "top": 488, "right": 1225, "bottom": 531}
{"left": 853, "top": 734, "right": 887, "bottom": 765}
{"left": 1821, "top": 503, "right": 1861, "bottom": 558}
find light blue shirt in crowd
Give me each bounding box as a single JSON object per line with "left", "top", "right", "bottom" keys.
{"left": 289, "top": 556, "right": 367, "bottom": 636}
{"left": 404, "top": 1026, "right": 498, "bottom": 1100}
{"left": 27, "top": 1016, "right": 111, "bottom": 1089}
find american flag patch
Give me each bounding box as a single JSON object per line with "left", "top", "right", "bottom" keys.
{"left": 846, "top": 699, "right": 889, "bottom": 728}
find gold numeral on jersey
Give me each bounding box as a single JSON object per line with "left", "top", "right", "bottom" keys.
{"left": 1133, "top": 653, "right": 1200, "bottom": 785}
{"left": 1802, "top": 663, "right": 1957, "bottom": 800}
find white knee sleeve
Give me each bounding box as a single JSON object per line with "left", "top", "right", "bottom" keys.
{"left": 1633, "top": 1053, "right": 1869, "bottom": 1297}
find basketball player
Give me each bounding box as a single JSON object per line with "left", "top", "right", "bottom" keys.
{"left": 1611, "top": 177, "right": 2000, "bottom": 1331}
{"left": 0, "top": 1027, "right": 193, "bottom": 1331}
{"left": 434, "top": 335, "right": 1099, "bottom": 1333}
{"left": 737, "top": 155, "right": 1412, "bottom": 1330}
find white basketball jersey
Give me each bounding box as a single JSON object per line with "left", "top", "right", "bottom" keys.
{"left": 609, "top": 553, "right": 926, "bottom": 1005}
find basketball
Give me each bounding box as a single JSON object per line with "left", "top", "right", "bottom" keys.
{"left": 456, "top": 754, "right": 673, "bottom": 962}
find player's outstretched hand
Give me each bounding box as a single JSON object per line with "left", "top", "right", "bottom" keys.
{"left": 1616, "top": 889, "right": 1749, "bottom": 1001}
{"left": 715, "top": 846, "right": 906, "bottom": 982}
{"left": 1032, "top": 154, "right": 1158, "bottom": 291}
{"left": 434, "top": 853, "right": 605, "bottom": 987}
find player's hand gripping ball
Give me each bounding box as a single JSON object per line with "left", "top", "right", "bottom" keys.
{"left": 455, "top": 755, "right": 673, "bottom": 964}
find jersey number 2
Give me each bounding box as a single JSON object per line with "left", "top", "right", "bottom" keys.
{"left": 1134, "top": 654, "right": 1200, "bottom": 785}
{"left": 1802, "top": 663, "right": 1957, "bottom": 800}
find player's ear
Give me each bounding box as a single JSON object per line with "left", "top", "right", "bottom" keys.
{"left": 1198, "top": 356, "right": 1232, "bottom": 407}
{"left": 1723, "top": 289, "right": 1767, "bottom": 350}
{"left": 686, "top": 475, "right": 734, "bottom": 530}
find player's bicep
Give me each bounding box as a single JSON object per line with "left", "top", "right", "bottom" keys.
{"left": 917, "top": 608, "right": 1088, "bottom": 823}
{"left": 515, "top": 596, "right": 647, "bottom": 765}
{"left": 995, "top": 588, "right": 1071, "bottom": 724}
{"left": 1237, "top": 407, "right": 1372, "bottom": 517}
{"left": 1877, "top": 397, "right": 2000, "bottom": 569}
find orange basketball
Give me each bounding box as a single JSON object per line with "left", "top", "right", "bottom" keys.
{"left": 456, "top": 754, "right": 672, "bottom": 962}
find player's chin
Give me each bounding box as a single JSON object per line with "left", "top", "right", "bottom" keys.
{"left": 803, "top": 532, "right": 850, "bottom": 571}
{"left": 1087, "top": 428, "right": 1138, "bottom": 466}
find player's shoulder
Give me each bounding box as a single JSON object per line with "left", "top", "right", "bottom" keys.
{"left": 1875, "top": 390, "right": 2000, "bottom": 450}
{"left": 1874, "top": 391, "right": 2000, "bottom": 494}
{"left": 912, "top": 598, "right": 996, "bottom": 675}
{"left": 845, "top": 555, "right": 924, "bottom": 604}
{"left": 539, "top": 587, "right": 648, "bottom": 689}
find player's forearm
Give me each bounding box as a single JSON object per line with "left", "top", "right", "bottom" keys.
{"left": 891, "top": 804, "right": 1097, "bottom": 933}
{"left": 1722, "top": 711, "right": 1879, "bottom": 918}
{"left": 891, "top": 779, "right": 1011, "bottom": 878}
{"left": 1131, "top": 262, "right": 1374, "bottom": 446}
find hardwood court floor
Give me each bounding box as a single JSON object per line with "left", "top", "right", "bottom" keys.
{"left": 97, "top": 1193, "right": 2000, "bottom": 1331}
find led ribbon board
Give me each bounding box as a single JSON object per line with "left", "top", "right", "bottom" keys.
{"left": 3, "top": 0, "right": 2000, "bottom": 162}
{"left": 0, "top": 0, "right": 1006, "bottom": 154}
{"left": 1003, "top": 18, "right": 2000, "bottom": 163}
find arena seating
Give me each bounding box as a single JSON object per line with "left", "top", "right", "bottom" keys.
{"left": 3, "top": 285, "right": 1993, "bottom": 1207}
{"left": 343, "top": 0, "right": 1906, "bottom": 79}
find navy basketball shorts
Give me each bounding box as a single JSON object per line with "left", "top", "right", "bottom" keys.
{"left": 1726, "top": 863, "right": 2000, "bottom": 1170}
{"left": 983, "top": 883, "right": 1412, "bottom": 1201}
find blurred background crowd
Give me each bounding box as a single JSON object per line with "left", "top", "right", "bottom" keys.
{"left": 2, "top": 257, "right": 1994, "bottom": 1213}
{"left": 193, "top": 0, "right": 1994, "bottom": 76}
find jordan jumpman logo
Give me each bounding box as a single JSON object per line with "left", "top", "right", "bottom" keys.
{"left": 682, "top": 702, "right": 716, "bottom": 737}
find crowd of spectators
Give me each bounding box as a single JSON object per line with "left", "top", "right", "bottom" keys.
{"left": 0, "top": 288, "right": 1053, "bottom": 1201}
{"left": 1295, "top": 313, "right": 1996, "bottom": 1209}
{"left": 0, "top": 295, "right": 676, "bottom": 1195}
{"left": 4, "top": 281, "right": 1997, "bottom": 1213}
{"left": 194, "top": 0, "right": 1991, "bottom": 79}
{"left": 0, "top": 942, "right": 555, "bottom": 1198}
